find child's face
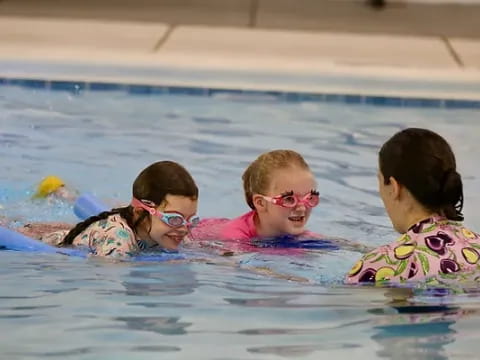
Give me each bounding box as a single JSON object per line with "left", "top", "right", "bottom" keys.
{"left": 148, "top": 195, "right": 198, "bottom": 250}
{"left": 260, "top": 167, "right": 317, "bottom": 237}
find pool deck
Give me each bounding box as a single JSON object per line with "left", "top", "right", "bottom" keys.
{"left": 0, "top": 0, "right": 479, "bottom": 100}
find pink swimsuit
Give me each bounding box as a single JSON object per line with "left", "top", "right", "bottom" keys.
{"left": 188, "top": 211, "right": 321, "bottom": 254}
{"left": 346, "top": 216, "right": 480, "bottom": 284}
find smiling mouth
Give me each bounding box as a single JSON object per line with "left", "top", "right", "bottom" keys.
{"left": 165, "top": 234, "right": 185, "bottom": 244}
{"left": 288, "top": 215, "right": 305, "bottom": 223}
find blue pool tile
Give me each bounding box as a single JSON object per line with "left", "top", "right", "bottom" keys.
{"left": 4, "top": 78, "right": 47, "bottom": 89}
{"left": 149, "top": 86, "right": 169, "bottom": 94}
{"left": 50, "top": 81, "right": 86, "bottom": 93}
{"left": 246, "top": 90, "right": 283, "bottom": 98}
{"left": 127, "top": 84, "right": 153, "bottom": 95}
{"left": 208, "top": 88, "right": 244, "bottom": 97}
{"left": 21, "top": 79, "right": 48, "bottom": 89}
{"left": 1, "top": 79, "right": 48, "bottom": 89}
{"left": 2, "top": 76, "right": 480, "bottom": 110}
{"left": 344, "top": 95, "right": 364, "bottom": 104}
{"left": 283, "top": 92, "right": 301, "bottom": 102}
{"left": 299, "top": 93, "right": 325, "bottom": 102}
{"left": 365, "top": 96, "right": 404, "bottom": 107}
{"left": 240, "top": 90, "right": 283, "bottom": 101}
{"left": 444, "top": 99, "right": 480, "bottom": 109}
{"left": 402, "top": 98, "right": 444, "bottom": 108}
{"left": 324, "top": 94, "right": 345, "bottom": 103}
{"left": 167, "top": 86, "right": 208, "bottom": 96}
{"left": 89, "top": 82, "right": 124, "bottom": 91}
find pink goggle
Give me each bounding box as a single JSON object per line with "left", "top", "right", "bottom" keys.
{"left": 131, "top": 198, "right": 200, "bottom": 228}
{"left": 261, "top": 190, "right": 320, "bottom": 209}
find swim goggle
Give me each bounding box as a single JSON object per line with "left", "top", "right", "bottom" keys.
{"left": 131, "top": 198, "right": 200, "bottom": 228}
{"left": 260, "top": 190, "right": 320, "bottom": 209}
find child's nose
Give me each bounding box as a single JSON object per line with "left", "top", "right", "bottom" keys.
{"left": 294, "top": 202, "right": 307, "bottom": 211}
{"left": 175, "top": 225, "right": 188, "bottom": 234}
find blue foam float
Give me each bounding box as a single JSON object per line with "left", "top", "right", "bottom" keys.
{"left": 0, "top": 225, "right": 87, "bottom": 257}
{"left": 0, "top": 225, "right": 186, "bottom": 261}
{"left": 0, "top": 221, "right": 185, "bottom": 262}
{"left": 253, "top": 235, "right": 340, "bottom": 250}
{"left": 73, "top": 192, "right": 109, "bottom": 220}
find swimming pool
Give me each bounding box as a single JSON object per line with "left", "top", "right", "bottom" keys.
{"left": 1, "top": 80, "right": 480, "bottom": 359}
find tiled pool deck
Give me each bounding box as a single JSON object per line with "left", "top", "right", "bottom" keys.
{"left": 0, "top": 0, "right": 478, "bottom": 100}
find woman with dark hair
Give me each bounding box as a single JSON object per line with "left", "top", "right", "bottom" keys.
{"left": 39, "top": 161, "right": 199, "bottom": 258}
{"left": 346, "top": 128, "right": 479, "bottom": 284}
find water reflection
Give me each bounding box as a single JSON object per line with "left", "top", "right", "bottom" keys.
{"left": 372, "top": 311, "right": 456, "bottom": 360}
{"left": 112, "top": 263, "right": 198, "bottom": 336}
{"left": 370, "top": 287, "right": 475, "bottom": 360}
{"left": 114, "top": 316, "right": 192, "bottom": 336}
{"left": 122, "top": 264, "right": 198, "bottom": 297}
{"left": 247, "top": 342, "right": 360, "bottom": 358}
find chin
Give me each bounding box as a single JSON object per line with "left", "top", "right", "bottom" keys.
{"left": 162, "top": 242, "right": 180, "bottom": 250}
{"left": 159, "top": 236, "right": 183, "bottom": 250}
{"left": 286, "top": 226, "right": 305, "bottom": 236}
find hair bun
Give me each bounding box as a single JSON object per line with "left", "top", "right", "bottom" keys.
{"left": 440, "top": 169, "right": 464, "bottom": 220}
{"left": 441, "top": 170, "right": 462, "bottom": 202}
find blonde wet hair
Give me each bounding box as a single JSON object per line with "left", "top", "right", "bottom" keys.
{"left": 242, "top": 149, "right": 310, "bottom": 210}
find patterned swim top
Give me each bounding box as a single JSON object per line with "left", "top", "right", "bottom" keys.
{"left": 346, "top": 216, "right": 480, "bottom": 284}
{"left": 42, "top": 214, "right": 158, "bottom": 257}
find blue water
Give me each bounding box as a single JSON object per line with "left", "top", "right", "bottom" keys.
{"left": 1, "top": 85, "right": 480, "bottom": 359}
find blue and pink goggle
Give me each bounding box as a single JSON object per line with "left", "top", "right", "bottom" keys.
{"left": 131, "top": 198, "right": 200, "bottom": 228}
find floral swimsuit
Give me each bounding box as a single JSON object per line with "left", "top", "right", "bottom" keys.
{"left": 346, "top": 216, "right": 480, "bottom": 284}
{"left": 41, "top": 214, "right": 157, "bottom": 258}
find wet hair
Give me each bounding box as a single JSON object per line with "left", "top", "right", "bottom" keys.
{"left": 242, "top": 149, "right": 310, "bottom": 210}
{"left": 379, "top": 128, "right": 463, "bottom": 221}
{"left": 62, "top": 161, "right": 198, "bottom": 245}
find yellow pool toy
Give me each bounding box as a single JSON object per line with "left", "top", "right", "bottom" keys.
{"left": 33, "top": 175, "right": 65, "bottom": 198}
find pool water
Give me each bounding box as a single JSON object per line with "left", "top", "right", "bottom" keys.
{"left": 1, "top": 84, "right": 480, "bottom": 359}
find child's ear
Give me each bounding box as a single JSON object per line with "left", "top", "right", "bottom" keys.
{"left": 133, "top": 207, "right": 146, "bottom": 218}
{"left": 252, "top": 194, "right": 267, "bottom": 212}
{"left": 390, "top": 176, "right": 401, "bottom": 200}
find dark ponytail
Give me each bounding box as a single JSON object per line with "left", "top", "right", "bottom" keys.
{"left": 61, "top": 206, "right": 148, "bottom": 246}
{"left": 379, "top": 128, "right": 464, "bottom": 221}
{"left": 439, "top": 169, "right": 464, "bottom": 221}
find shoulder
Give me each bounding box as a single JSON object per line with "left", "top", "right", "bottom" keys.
{"left": 88, "top": 214, "right": 134, "bottom": 236}
{"left": 412, "top": 218, "right": 480, "bottom": 250}
{"left": 221, "top": 211, "right": 256, "bottom": 240}
{"left": 77, "top": 214, "right": 138, "bottom": 257}
{"left": 188, "top": 217, "right": 230, "bottom": 241}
